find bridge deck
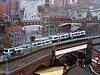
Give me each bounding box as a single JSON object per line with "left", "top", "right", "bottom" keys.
{"left": 0, "top": 49, "right": 52, "bottom": 74}
{"left": 0, "top": 32, "right": 100, "bottom": 75}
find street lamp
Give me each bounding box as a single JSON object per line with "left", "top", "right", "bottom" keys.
{"left": 6, "top": 52, "right": 12, "bottom": 74}
{"left": 0, "top": 43, "right": 4, "bottom": 48}
{"left": 14, "top": 31, "right": 17, "bottom": 46}
{"left": 6, "top": 58, "right": 8, "bottom": 74}
{"left": 3, "top": 13, "right": 10, "bottom": 74}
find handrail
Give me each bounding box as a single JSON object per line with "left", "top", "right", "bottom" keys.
{"left": 89, "top": 65, "right": 99, "bottom": 75}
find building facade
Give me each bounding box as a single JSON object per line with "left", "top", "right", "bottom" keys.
{"left": 0, "top": 1, "right": 6, "bottom": 18}
{"left": 67, "top": 0, "right": 93, "bottom": 5}
{"left": 67, "top": 0, "right": 78, "bottom": 4}
{"left": 5, "top": 23, "right": 23, "bottom": 46}
{"left": 10, "top": 0, "right": 20, "bottom": 19}
{"left": 66, "top": 0, "right": 94, "bottom": 19}
{"left": 53, "top": 0, "right": 67, "bottom": 8}
{"left": 6, "top": 0, "right": 20, "bottom": 20}
{"left": 20, "top": 0, "right": 53, "bottom": 20}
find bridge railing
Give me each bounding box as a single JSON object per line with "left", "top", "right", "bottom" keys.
{"left": 20, "top": 33, "right": 99, "bottom": 55}
{"left": 51, "top": 35, "right": 100, "bottom": 47}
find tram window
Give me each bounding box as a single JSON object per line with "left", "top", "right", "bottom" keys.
{"left": 43, "top": 42, "right": 45, "bottom": 44}
{"left": 54, "top": 37, "right": 59, "bottom": 39}
{"left": 49, "top": 37, "right": 52, "bottom": 39}
{"left": 75, "top": 33, "right": 78, "bottom": 35}
{"left": 26, "top": 46, "right": 28, "bottom": 48}
{"left": 37, "top": 43, "right": 42, "bottom": 45}
{"left": 5, "top": 50, "right": 8, "bottom": 52}
{"left": 73, "top": 33, "right": 78, "bottom": 36}
{"left": 23, "top": 47, "right": 26, "bottom": 49}
{"left": 45, "top": 41, "right": 49, "bottom": 43}
{"left": 60, "top": 35, "right": 65, "bottom": 38}
{"left": 42, "top": 40, "right": 45, "bottom": 41}
{"left": 98, "top": 59, "right": 100, "bottom": 62}
{"left": 66, "top": 35, "right": 69, "bottom": 37}
{"left": 10, "top": 49, "right": 14, "bottom": 52}
{"left": 80, "top": 32, "right": 84, "bottom": 34}
{"left": 34, "top": 44, "right": 36, "bottom": 46}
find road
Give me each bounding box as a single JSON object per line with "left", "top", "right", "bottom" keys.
{"left": 0, "top": 49, "right": 52, "bottom": 72}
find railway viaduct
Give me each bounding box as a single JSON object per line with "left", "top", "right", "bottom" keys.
{"left": 0, "top": 34, "right": 100, "bottom": 75}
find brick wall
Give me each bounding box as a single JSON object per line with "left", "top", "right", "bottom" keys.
{"left": 0, "top": 2, "right": 6, "bottom": 18}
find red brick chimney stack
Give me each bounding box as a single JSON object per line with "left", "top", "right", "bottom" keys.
{"left": 44, "top": 3, "right": 50, "bottom": 13}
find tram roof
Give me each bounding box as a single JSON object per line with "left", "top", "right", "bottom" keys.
{"left": 59, "top": 23, "right": 82, "bottom": 27}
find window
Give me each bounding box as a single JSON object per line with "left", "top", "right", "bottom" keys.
{"left": 37, "top": 42, "right": 42, "bottom": 45}
{"left": 72, "top": 0, "right": 74, "bottom": 2}
{"left": 5, "top": 50, "right": 8, "bottom": 52}
{"left": 61, "top": 36, "right": 65, "bottom": 38}
{"left": 45, "top": 41, "right": 49, "bottom": 43}
{"left": 49, "top": 37, "right": 52, "bottom": 39}
{"left": 34, "top": 44, "right": 36, "bottom": 46}
{"left": 45, "top": 0, "right": 49, "bottom": 2}
{"left": 23, "top": 47, "right": 26, "bottom": 49}
{"left": 10, "top": 49, "right": 14, "bottom": 52}
{"left": 80, "top": 32, "right": 85, "bottom": 34}
{"left": 26, "top": 46, "right": 28, "bottom": 48}
{"left": 66, "top": 35, "right": 69, "bottom": 37}
{"left": 54, "top": 37, "right": 59, "bottom": 39}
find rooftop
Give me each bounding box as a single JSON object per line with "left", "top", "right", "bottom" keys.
{"left": 93, "top": 45, "right": 100, "bottom": 52}
{"left": 92, "top": 38, "right": 100, "bottom": 44}
{"left": 38, "top": 4, "right": 67, "bottom": 17}
{"left": 65, "top": 65, "right": 92, "bottom": 75}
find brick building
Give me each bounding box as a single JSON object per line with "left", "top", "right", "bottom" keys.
{"left": 11, "top": 0, "right": 20, "bottom": 19}
{"left": 0, "top": 2, "right": 6, "bottom": 18}
{"left": 5, "top": 22, "right": 23, "bottom": 46}
{"left": 6, "top": 0, "right": 20, "bottom": 20}
{"left": 38, "top": 3, "right": 70, "bottom": 35}
{"left": 53, "top": 0, "right": 67, "bottom": 8}
{"left": 0, "top": 1, "right": 6, "bottom": 32}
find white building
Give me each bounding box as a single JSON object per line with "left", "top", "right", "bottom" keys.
{"left": 49, "top": 0, "right": 54, "bottom": 4}
{"left": 22, "top": 25, "right": 43, "bottom": 42}
{"left": 67, "top": 9, "right": 77, "bottom": 19}
{"left": 68, "top": 0, "right": 78, "bottom": 4}
{"left": 89, "top": 7, "right": 100, "bottom": 20}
